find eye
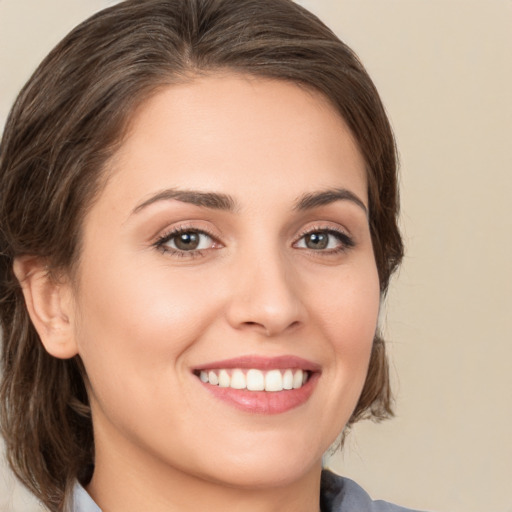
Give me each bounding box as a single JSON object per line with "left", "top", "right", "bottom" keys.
{"left": 294, "top": 228, "right": 354, "bottom": 252}
{"left": 155, "top": 228, "right": 217, "bottom": 254}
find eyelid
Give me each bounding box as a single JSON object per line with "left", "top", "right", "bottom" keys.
{"left": 152, "top": 222, "right": 223, "bottom": 256}
{"left": 294, "top": 222, "right": 351, "bottom": 239}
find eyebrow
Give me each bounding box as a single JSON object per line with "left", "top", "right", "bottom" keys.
{"left": 293, "top": 188, "right": 368, "bottom": 215}
{"left": 132, "top": 189, "right": 237, "bottom": 214}
{"left": 131, "top": 187, "right": 367, "bottom": 216}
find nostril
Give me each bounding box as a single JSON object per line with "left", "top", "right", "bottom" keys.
{"left": 241, "top": 321, "right": 269, "bottom": 335}
{"left": 239, "top": 319, "right": 301, "bottom": 337}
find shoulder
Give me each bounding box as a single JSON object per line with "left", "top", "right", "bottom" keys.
{"left": 320, "top": 470, "right": 428, "bottom": 512}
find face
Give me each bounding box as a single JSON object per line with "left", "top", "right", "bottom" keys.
{"left": 69, "top": 74, "right": 380, "bottom": 490}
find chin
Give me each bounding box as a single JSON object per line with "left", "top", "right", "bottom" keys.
{"left": 203, "top": 458, "right": 321, "bottom": 491}
{"left": 189, "top": 431, "right": 326, "bottom": 490}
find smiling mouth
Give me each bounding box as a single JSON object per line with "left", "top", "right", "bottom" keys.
{"left": 192, "top": 355, "right": 320, "bottom": 414}
{"left": 194, "top": 368, "right": 310, "bottom": 392}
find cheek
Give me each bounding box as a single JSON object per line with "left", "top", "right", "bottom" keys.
{"left": 312, "top": 263, "right": 380, "bottom": 345}
{"left": 307, "top": 259, "right": 380, "bottom": 388}
{"left": 72, "top": 253, "right": 222, "bottom": 395}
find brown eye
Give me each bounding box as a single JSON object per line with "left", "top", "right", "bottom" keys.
{"left": 174, "top": 232, "right": 201, "bottom": 250}
{"left": 156, "top": 229, "right": 216, "bottom": 253}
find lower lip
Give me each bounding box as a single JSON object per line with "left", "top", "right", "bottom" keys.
{"left": 197, "top": 372, "right": 319, "bottom": 414}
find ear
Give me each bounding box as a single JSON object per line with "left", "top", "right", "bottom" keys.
{"left": 13, "top": 257, "right": 79, "bottom": 359}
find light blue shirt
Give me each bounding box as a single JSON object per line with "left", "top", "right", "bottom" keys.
{"left": 70, "top": 482, "right": 101, "bottom": 512}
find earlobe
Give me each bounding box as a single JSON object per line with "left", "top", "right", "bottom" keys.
{"left": 13, "top": 257, "right": 79, "bottom": 359}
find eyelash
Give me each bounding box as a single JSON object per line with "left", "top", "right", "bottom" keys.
{"left": 294, "top": 225, "right": 355, "bottom": 255}
{"left": 154, "top": 225, "right": 218, "bottom": 259}
{"left": 153, "top": 225, "right": 355, "bottom": 258}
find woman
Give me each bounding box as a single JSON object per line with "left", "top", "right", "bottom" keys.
{"left": 0, "top": 0, "right": 415, "bottom": 510}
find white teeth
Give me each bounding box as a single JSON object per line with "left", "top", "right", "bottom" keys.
{"left": 218, "top": 369, "right": 230, "bottom": 387}
{"left": 283, "top": 369, "right": 293, "bottom": 390}
{"left": 265, "top": 369, "right": 283, "bottom": 391}
{"left": 292, "top": 369, "right": 304, "bottom": 389}
{"left": 246, "top": 369, "right": 265, "bottom": 391}
{"left": 230, "top": 369, "right": 246, "bottom": 389}
{"left": 208, "top": 370, "right": 219, "bottom": 385}
{"left": 198, "top": 368, "right": 310, "bottom": 392}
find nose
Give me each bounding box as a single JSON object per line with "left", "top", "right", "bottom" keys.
{"left": 225, "top": 250, "right": 306, "bottom": 337}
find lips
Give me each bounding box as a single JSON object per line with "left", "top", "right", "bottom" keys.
{"left": 193, "top": 355, "right": 320, "bottom": 414}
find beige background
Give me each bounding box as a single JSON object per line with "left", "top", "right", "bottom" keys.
{"left": 1, "top": 1, "right": 511, "bottom": 511}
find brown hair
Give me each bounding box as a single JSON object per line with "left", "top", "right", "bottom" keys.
{"left": 0, "top": 0, "right": 403, "bottom": 509}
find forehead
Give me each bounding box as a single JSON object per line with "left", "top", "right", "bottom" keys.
{"left": 100, "top": 73, "right": 367, "bottom": 212}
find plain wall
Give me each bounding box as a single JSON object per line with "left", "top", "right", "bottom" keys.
{"left": 1, "top": 1, "right": 511, "bottom": 511}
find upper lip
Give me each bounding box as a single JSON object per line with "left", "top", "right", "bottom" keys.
{"left": 192, "top": 355, "right": 321, "bottom": 372}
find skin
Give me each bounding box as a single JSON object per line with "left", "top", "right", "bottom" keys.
{"left": 17, "top": 74, "right": 380, "bottom": 512}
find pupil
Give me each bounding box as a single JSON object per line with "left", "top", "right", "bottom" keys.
{"left": 306, "top": 232, "right": 328, "bottom": 250}
{"left": 175, "top": 232, "right": 199, "bottom": 250}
